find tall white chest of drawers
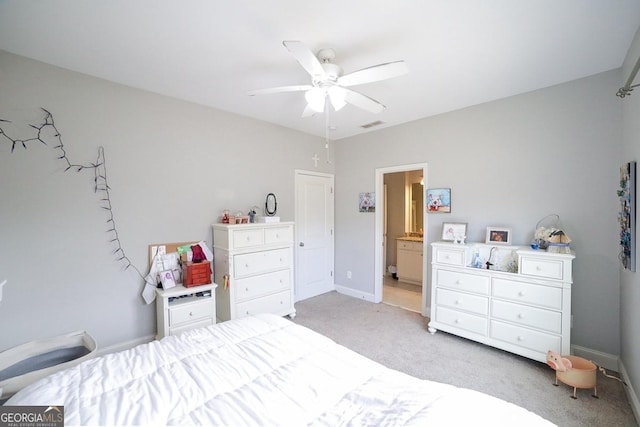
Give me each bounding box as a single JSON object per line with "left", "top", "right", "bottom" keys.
{"left": 429, "top": 241, "right": 574, "bottom": 363}
{"left": 212, "top": 222, "right": 296, "bottom": 321}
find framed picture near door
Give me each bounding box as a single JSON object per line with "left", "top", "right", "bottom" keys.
{"left": 426, "top": 188, "right": 451, "bottom": 213}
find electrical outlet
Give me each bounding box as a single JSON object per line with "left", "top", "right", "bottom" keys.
{"left": 347, "top": 270, "right": 352, "bottom": 279}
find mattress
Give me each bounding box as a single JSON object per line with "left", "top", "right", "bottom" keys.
{"left": 6, "top": 314, "right": 554, "bottom": 426}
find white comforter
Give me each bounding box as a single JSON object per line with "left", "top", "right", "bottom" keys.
{"left": 7, "top": 314, "right": 554, "bottom": 426}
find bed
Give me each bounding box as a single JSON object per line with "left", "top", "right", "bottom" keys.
{"left": 5, "top": 314, "right": 554, "bottom": 426}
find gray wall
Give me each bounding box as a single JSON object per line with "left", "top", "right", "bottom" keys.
{"left": 335, "top": 70, "right": 622, "bottom": 358}
{"left": 621, "top": 26, "right": 640, "bottom": 414}
{"left": 0, "top": 50, "right": 332, "bottom": 351}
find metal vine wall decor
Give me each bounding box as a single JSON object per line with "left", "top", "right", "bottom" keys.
{"left": 0, "top": 108, "right": 146, "bottom": 281}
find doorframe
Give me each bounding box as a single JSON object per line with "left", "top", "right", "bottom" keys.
{"left": 374, "top": 163, "right": 428, "bottom": 316}
{"left": 294, "top": 169, "right": 335, "bottom": 301}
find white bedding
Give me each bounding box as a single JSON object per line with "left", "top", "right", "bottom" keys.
{"left": 7, "top": 314, "right": 555, "bottom": 426}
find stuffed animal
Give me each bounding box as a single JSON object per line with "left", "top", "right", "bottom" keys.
{"left": 546, "top": 350, "right": 597, "bottom": 399}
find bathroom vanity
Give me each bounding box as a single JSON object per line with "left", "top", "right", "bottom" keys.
{"left": 429, "top": 241, "right": 574, "bottom": 363}
{"left": 396, "top": 237, "right": 424, "bottom": 284}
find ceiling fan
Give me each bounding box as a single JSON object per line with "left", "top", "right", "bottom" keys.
{"left": 248, "top": 41, "right": 409, "bottom": 117}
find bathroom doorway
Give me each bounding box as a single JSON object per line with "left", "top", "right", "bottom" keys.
{"left": 374, "top": 163, "right": 428, "bottom": 316}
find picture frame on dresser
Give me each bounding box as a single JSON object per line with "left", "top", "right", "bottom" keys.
{"left": 160, "top": 270, "right": 177, "bottom": 290}
{"left": 485, "top": 227, "right": 511, "bottom": 245}
{"left": 441, "top": 222, "right": 467, "bottom": 241}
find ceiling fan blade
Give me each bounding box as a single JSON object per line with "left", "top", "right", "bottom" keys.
{"left": 343, "top": 88, "right": 386, "bottom": 114}
{"left": 338, "top": 61, "right": 408, "bottom": 87}
{"left": 301, "top": 104, "right": 317, "bottom": 118}
{"left": 283, "top": 40, "right": 326, "bottom": 79}
{"left": 248, "top": 85, "right": 312, "bottom": 96}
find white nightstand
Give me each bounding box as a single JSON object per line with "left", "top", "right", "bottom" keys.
{"left": 155, "top": 283, "right": 217, "bottom": 339}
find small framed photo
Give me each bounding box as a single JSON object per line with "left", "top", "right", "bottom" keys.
{"left": 441, "top": 222, "right": 467, "bottom": 241}
{"left": 486, "top": 227, "right": 512, "bottom": 245}
{"left": 160, "top": 270, "right": 177, "bottom": 290}
{"left": 426, "top": 188, "right": 451, "bottom": 213}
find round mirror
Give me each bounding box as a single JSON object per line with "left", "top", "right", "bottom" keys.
{"left": 265, "top": 193, "right": 277, "bottom": 216}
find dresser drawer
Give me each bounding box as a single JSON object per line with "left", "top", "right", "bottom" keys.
{"left": 232, "top": 228, "right": 264, "bottom": 249}
{"left": 170, "top": 300, "right": 213, "bottom": 327}
{"left": 492, "top": 278, "right": 562, "bottom": 310}
{"left": 436, "top": 288, "right": 488, "bottom": 316}
{"left": 491, "top": 300, "right": 561, "bottom": 333}
{"left": 235, "top": 269, "right": 291, "bottom": 301}
{"left": 433, "top": 247, "right": 466, "bottom": 266}
{"left": 435, "top": 269, "right": 489, "bottom": 295}
{"left": 490, "top": 320, "right": 561, "bottom": 354}
{"left": 520, "top": 256, "right": 564, "bottom": 280}
{"left": 236, "top": 290, "right": 291, "bottom": 318}
{"left": 264, "top": 226, "right": 293, "bottom": 244}
{"left": 234, "top": 248, "right": 290, "bottom": 277}
{"left": 436, "top": 306, "right": 488, "bottom": 335}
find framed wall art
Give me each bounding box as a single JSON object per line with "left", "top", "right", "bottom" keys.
{"left": 486, "top": 227, "right": 511, "bottom": 245}
{"left": 441, "top": 222, "right": 467, "bottom": 242}
{"left": 618, "top": 161, "right": 636, "bottom": 271}
{"left": 359, "top": 192, "right": 375, "bottom": 212}
{"left": 426, "top": 188, "right": 451, "bottom": 213}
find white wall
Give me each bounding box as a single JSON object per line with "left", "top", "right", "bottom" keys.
{"left": 0, "top": 50, "right": 332, "bottom": 351}
{"left": 335, "top": 70, "right": 623, "bottom": 357}
{"left": 621, "top": 26, "right": 640, "bottom": 417}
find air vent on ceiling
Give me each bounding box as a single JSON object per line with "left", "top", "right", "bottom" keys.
{"left": 360, "top": 120, "right": 384, "bottom": 129}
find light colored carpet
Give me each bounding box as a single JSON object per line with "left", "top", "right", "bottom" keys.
{"left": 293, "top": 291, "right": 637, "bottom": 427}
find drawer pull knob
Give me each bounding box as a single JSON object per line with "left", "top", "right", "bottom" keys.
{"left": 455, "top": 300, "right": 460, "bottom": 305}
{"left": 536, "top": 265, "right": 542, "bottom": 271}
{"left": 245, "top": 287, "right": 249, "bottom": 292}
{"left": 517, "top": 336, "right": 524, "bottom": 341}
{"left": 517, "top": 313, "right": 524, "bottom": 319}
{"left": 518, "top": 291, "right": 525, "bottom": 297}
{"left": 455, "top": 280, "right": 461, "bottom": 285}
{"left": 189, "top": 312, "right": 193, "bottom": 317}
{"left": 455, "top": 319, "right": 461, "bottom": 324}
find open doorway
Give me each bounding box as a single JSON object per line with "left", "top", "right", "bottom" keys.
{"left": 374, "top": 163, "right": 428, "bottom": 316}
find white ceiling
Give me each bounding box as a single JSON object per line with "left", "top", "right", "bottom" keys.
{"left": 1, "top": 1, "right": 639, "bottom": 140}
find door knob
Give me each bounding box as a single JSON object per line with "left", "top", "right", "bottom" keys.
{"left": 299, "top": 242, "right": 305, "bottom": 247}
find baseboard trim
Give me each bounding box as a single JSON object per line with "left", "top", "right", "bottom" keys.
{"left": 619, "top": 360, "right": 640, "bottom": 424}
{"left": 570, "top": 344, "right": 618, "bottom": 371}
{"left": 97, "top": 334, "right": 155, "bottom": 357}
{"left": 335, "top": 285, "right": 375, "bottom": 303}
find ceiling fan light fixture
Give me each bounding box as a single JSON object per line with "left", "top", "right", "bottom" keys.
{"left": 328, "top": 86, "right": 346, "bottom": 111}
{"left": 305, "top": 88, "right": 325, "bottom": 112}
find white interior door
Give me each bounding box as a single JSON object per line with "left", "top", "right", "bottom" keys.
{"left": 294, "top": 170, "right": 334, "bottom": 301}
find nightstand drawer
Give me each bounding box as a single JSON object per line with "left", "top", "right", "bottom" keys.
{"left": 170, "top": 300, "right": 212, "bottom": 327}
{"left": 234, "top": 248, "right": 290, "bottom": 277}
{"left": 436, "top": 288, "right": 488, "bottom": 316}
{"left": 491, "top": 300, "right": 561, "bottom": 333}
{"left": 232, "top": 228, "right": 264, "bottom": 249}
{"left": 235, "top": 269, "right": 291, "bottom": 301}
{"left": 520, "top": 257, "right": 564, "bottom": 280}
{"left": 492, "top": 278, "right": 562, "bottom": 310}
{"left": 436, "top": 269, "right": 489, "bottom": 295}
{"left": 169, "top": 318, "right": 213, "bottom": 336}
{"left": 490, "top": 320, "right": 561, "bottom": 354}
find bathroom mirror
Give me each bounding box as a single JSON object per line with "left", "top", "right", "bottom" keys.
{"left": 410, "top": 183, "right": 424, "bottom": 233}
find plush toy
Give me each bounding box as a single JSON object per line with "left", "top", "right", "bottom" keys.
{"left": 546, "top": 350, "right": 598, "bottom": 399}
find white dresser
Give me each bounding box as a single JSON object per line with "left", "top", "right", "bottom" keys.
{"left": 155, "top": 283, "right": 217, "bottom": 339}
{"left": 429, "top": 242, "right": 574, "bottom": 363}
{"left": 212, "top": 222, "right": 296, "bottom": 321}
